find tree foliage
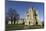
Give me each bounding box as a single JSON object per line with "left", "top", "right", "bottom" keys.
{"left": 6, "top": 8, "right": 20, "bottom": 24}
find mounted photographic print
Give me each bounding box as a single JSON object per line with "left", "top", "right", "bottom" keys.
{"left": 5, "top": 0, "right": 44, "bottom": 31}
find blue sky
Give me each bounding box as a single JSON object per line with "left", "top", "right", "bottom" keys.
{"left": 6, "top": 1, "right": 44, "bottom": 22}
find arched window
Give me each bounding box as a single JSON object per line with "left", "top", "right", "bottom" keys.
{"left": 27, "top": 15, "right": 29, "bottom": 17}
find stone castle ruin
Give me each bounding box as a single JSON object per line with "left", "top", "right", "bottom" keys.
{"left": 25, "top": 8, "right": 42, "bottom": 26}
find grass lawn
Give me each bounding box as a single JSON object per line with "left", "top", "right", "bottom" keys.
{"left": 6, "top": 24, "right": 24, "bottom": 30}
{"left": 5, "top": 24, "right": 44, "bottom": 31}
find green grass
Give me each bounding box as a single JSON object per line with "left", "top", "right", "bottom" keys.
{"left": 6, "top": 24, "right": 24, "bottom": 30}
{"left": 6, "top": 24, "right": 44, "bottom": 30}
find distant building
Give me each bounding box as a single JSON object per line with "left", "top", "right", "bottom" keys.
{"left": 18, "top": 19, "right": 23, "bottom": 24}
{"left": 8, "top": 21, "right": 11, "bottom": 24}
{"left": 25, "top": 7, "right": 42, "bottom": 26}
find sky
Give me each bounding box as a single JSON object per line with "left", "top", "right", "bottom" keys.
{"left": 6, "top": 1, "right": 44, "bottom": 22}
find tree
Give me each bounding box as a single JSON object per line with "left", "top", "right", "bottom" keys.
{"left": 6, "top": 8, "right": 20, "bottom": 24}
{"left": 23, "top": 19, "right": 25, "bottom": 24}
{"left": 5, "top": 15, "right": 9, "bottom": 24}
{"left": 42, "top": 21, "right": 44, "bottom": 26}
